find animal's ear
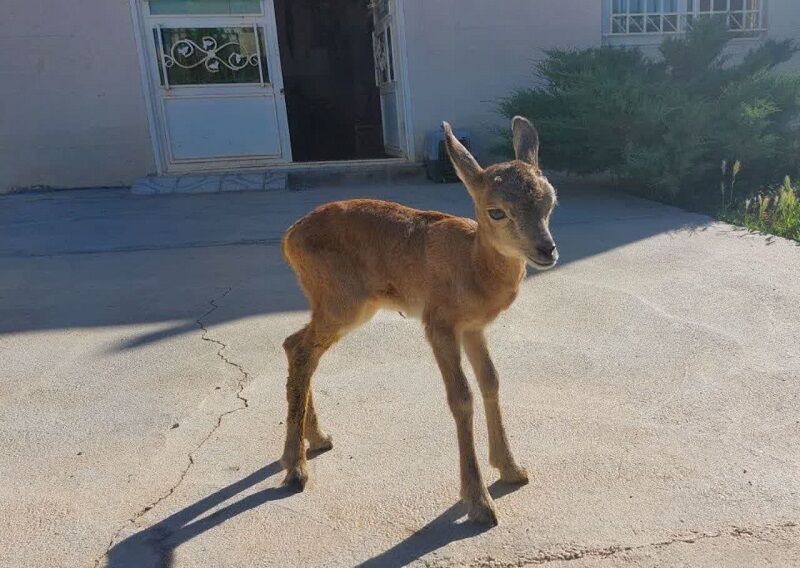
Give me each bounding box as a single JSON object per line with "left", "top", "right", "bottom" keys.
{"left": 442, "top": 121, "right": 483, "bottom": 189}
{"left": 512, "top": 115, "right": 540, "bottom": 169}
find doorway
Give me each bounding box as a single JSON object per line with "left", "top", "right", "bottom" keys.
{"left": 273, "top": 0, "right": 387, "bottom": 162}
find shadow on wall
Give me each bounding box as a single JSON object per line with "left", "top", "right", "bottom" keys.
{"left": 103, "top": 453, "right": 523, "bottom": 568}
{"left": 0, "top": 180, "right": 711, "bottom": 350}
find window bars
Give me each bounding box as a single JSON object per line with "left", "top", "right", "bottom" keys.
{"left": 610, "top": 0, "right": 764, "bottom": 36}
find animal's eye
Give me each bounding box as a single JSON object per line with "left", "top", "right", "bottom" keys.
{"left": 487, "top": 208, "right": 507, "bottom": 221}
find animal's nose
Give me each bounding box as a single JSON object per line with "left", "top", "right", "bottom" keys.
{"left": 537, "top": 243, "right": 557, "bottom": 257}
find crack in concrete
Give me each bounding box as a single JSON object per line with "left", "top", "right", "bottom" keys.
{"left": 439, "top": 522, "right": 799, "bottom": 567}
{"left": 196, "top": 287, "right": 251, "bottom": 416}
{"left": 92, "top": 287, "right": 253, "bottom": 568}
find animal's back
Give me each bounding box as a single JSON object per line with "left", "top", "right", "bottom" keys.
{"left": 283, "top": 199, "right": 461, "bottom": 310}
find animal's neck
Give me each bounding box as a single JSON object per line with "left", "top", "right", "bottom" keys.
{"left": 472, "top": 228, "right": 526, "bottom": 294}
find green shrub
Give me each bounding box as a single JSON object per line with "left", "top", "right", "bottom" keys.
{"left": 724, "top": 177, "right": 800, "bottom": 241}
{"left": 498, "top": 20, "right": 800, "bottom": 208}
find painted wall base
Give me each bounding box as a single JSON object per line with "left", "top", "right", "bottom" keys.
{"left": 132, "top": 172, "right": 288, "bottom": 195}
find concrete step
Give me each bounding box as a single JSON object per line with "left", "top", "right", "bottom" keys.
{"left": 131, "top": 160, "right": 427, "bottom": 195}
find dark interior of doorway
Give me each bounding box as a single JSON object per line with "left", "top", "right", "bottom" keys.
{"left": 274, "top": 0, "right": 388, "bottom": 162}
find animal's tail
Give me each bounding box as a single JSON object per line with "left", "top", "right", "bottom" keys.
{"left": 281, "top": 215, "right": 306, "bottom": 268}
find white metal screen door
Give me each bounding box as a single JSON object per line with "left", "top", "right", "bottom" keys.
{"left": 141, "top": 0, "right": 291, "bottom": 172}
{"left": 372, "top": 0, "right": 406, "bottom": 157}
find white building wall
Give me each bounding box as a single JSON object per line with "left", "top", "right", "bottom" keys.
{"left": 400, "top": 0, "right": 602, "bottom": 163}
{"left": 0, "top": 0, "right": 155, "bottom": 192}
{"left": 768, "top": 0, "right": 800, "bottom": 71}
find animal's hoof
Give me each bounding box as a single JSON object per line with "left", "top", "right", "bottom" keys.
{"left": 308, "top": 433, "right": 333, "bottom": 452}
{"left": 283, "top": 466, "right": 308, "bottom": 491}
{"left": 466, "top": 498, "right": 499, "bottom": 527}
{"left": 500, "top": 465, "right": 529, "bottom": 485}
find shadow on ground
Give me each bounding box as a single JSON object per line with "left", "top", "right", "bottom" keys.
{"left": 356, "top": 481, "right": 523, "bottom": 568}
{"left": 104, "top": 454, "right": 523, "bottom": 568}
{"left": 104, "top": 461, "right": 286, "bottom": 568}
{"left": 0, "top": 181, "right": 710, "bottom": 350}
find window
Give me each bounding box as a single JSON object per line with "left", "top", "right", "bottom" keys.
{"left": 608, "top": 0, "right": 764, "bottom": 36}
{"left": 687, "top": 0, "right": 763, "bottom": 33}
{"left": 612, "top": 1, "right": 680, "bottom": 34}
{"left": 148, "top": 0, "right": 262, "bottom": 15}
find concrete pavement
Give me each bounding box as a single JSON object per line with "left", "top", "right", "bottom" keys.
{"left": 1, "top": 180, "right": 798, "bottom": 567}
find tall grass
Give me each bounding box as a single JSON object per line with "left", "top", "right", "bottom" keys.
{"left": 726, "top": 177, "right": 800, "bottom": 241}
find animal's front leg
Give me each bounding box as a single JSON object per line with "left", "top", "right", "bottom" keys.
{"left": 426, "top": 322, "right": 498, "bottom": 526}
{"left": 463, "top": 329, "right": 528, "bottom": 484}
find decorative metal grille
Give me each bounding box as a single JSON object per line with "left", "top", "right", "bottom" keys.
{"left": 155, "top": 27, "right": 269, "bottom": 85}
{"left": 369, "top": 0, "right": 390, "bottom": 21}
{"left": 165, "top": 35, "right": 259, "bottom": 73}
{"left": 373, "top": 24, "right": 394, "bottom": 86}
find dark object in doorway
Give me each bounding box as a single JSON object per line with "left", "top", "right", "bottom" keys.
{"left": 424, "top": 128, "right": 472, "bottom": 183}
{"left": 274, "top": 0, "right": 388, "bottom": 162}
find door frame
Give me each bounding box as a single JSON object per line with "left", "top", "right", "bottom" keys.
{"left": 129, "top": 0, "right": 292, "bottom": 174}
{"left": 394, "top": 0, "right": 415, "bottom": 161}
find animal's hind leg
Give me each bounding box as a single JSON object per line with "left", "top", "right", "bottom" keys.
{"left": 284, "top": 325, "right": 331, "bottom": 451}
{"left": 305, "top": 391, "right": 333, "bottom": 452}
{"left": 281, "top": 322, "right": 332, "bottom": 490}
{"left": 280, "top": 301, "right": 376, "bottom": 490}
